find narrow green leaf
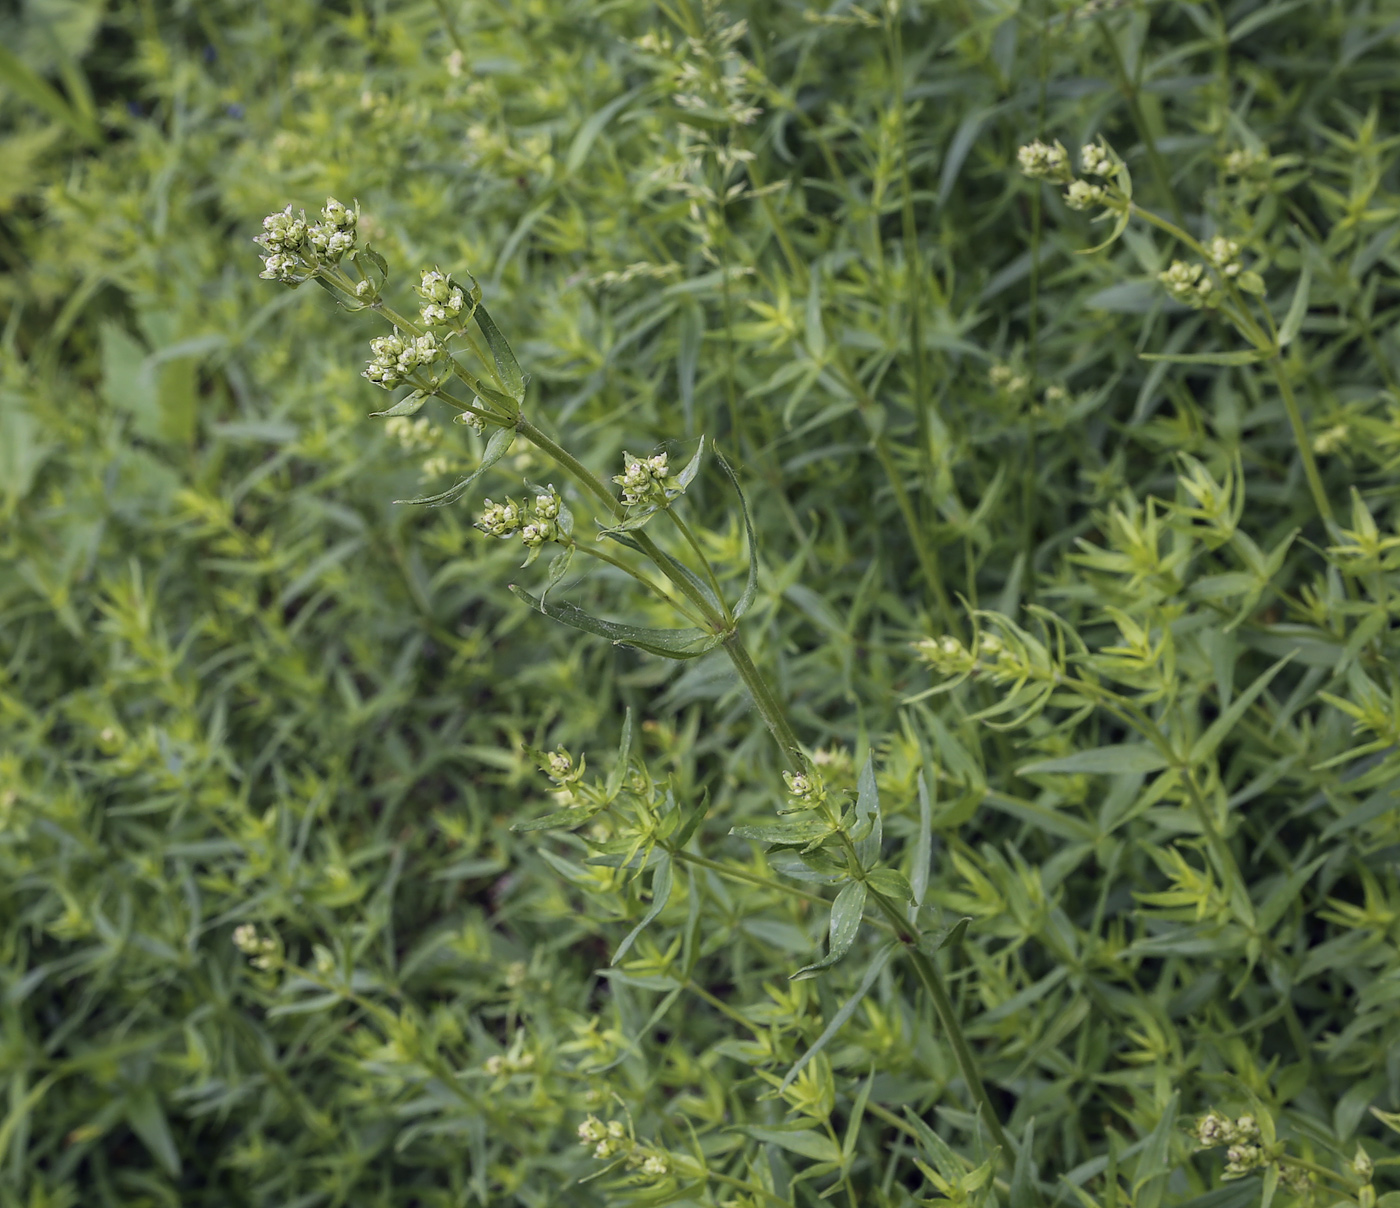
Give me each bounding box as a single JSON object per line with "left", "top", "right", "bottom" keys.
{"left": 612, "top": 855, "right": 673, "bottom": 964}
{"left": 512, "top": 806, "right": 599, "bottom": 833}
{"left": 1010, "top": 1118, "right": 1039, "bottom": 1208}
{"left": 739, "top": 1126, "right": 843, "bottom": 1165}
{"left": 509, "top": 586, "right": 725, "bottom": 659}
{"left": 125, "top": 1088, "right": 181, "bottom": 1176}
{"left": 370, "top": 393, "right": 428, "bottom": 418}
{"left": 715, "top": 446, "right": 759, "bottom": 619}
{"left": 540, "top": 543, "right": 574, "bottom": 603}
{"left": 805, "top": 271, "right": 826, "bottom": 360}
{"left": 395, "top": 424, "right": 513, "bottom": 507}
{"left": 912, "top": 770, "right": 933, "bottom": 907}
{"left": 607, "top": 708, "right": 634, "bottom": 798}
{"left": 852, "top": 754, "right": 882, "bottom": 868}
{"left": 1018, "top": 744, "right": 1169, "bottom": 777}
{"left": 902, "top": 1108, "right": 966, "bottom": 1183}
{"left": 780, "top": 945, "right": 894, "bottom": 1091}
{"left": 473, "top": 302, "right": 525, "bottom": 402}
{"left": 1189, "top": 654, "right": 1294, "bottom": 766}
{"left": 1138, "top": 349, "right": 1267, "bottom": 366}
{"left": 843, "top": 1069, "right": 877, "bottom": 1161}
{"left": 729, "top": 818, "right": 831, "bottom": 845}
{"left": 1277, "top": 265, "right": 1311, "bottom": 348}
{"left": 565, "top": 85, "right": 646, "bottom": 174}
{"left": 792, "top": 879, "right": 866, "bottom": 979}
{"left": 865, "top": 868, "right": 913, "bottom": 902}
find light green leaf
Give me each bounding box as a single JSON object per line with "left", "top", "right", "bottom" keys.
{"left": 509, "top": 585, "right": 726, "bottom": 659}
{"left": 739, "top": 1126, "right": 843, "bottom": 1165}
{"left": 1138, "top": 349, "right": 1267, "bottom": 366}
{"left": 473, "top": 302, "right": 525, "bottom": 403}
{"left": 716, "top": 446, "right": 759, "bottom": 619}
{"left": 729, "top": 818, "right": 831, "bottom": 845}
{"left": 792, "top": 879, "right": 866, "bottom": 979}
{"left": 125, "top": 1088, "right": 181, "bottom": 1177}
{"left": 1018, "top": 744, "right": 1169, "bottom": 777}
{"left": 852, "top": 754, "right": 882, "bottom": 867}
{"left": 1189, "top": 654, "right": 1294, "bottom": 766}
{"left": 1278, "top": 265, "right": 1311, "bottom": 348}
{"left": 612, "top": 855, "right": 673, "bottom": 964}
{"left": 865, "top": 869, "right": 913, "bottom": 902}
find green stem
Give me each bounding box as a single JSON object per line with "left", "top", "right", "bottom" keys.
{"left": 865, "top": 888, "right": 1012, "bottom": 1157}
{"left": 722, "top": 629, "right": 807, "bottom": 772}
{"left": 1270, "top": 360, "right": 1336, "bottom": 529}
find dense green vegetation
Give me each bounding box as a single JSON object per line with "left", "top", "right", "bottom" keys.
{"left": 3, "top": 0, "right": 1400, "bottom": 1204}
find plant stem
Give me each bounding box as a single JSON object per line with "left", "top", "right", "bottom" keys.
{"left": 865, "top": 888, "right": 1013, "bottom": 1157}
{"left": 722, "top": 628, "right": 807, "bottom": 771}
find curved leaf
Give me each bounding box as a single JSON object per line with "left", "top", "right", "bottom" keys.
{"left": 715, "top": 446, "right": 759, "bottom": 619}
{"left": 509, "top": 585, "right": 725, "bottom": 659}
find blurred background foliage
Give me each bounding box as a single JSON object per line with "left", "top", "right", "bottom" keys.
{"left": 2, "top": 0, "right": 1399, "bottom": 1204}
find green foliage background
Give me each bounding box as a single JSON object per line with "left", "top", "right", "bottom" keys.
{"left": 1, "top": 0, "right": 1399, "bottom": 1205}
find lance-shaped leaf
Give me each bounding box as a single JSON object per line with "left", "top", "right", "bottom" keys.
{"left": 612, "top": 854, "right": 673, "bottom": 964}
{"left": 370, "top": 391, "right": 428, "bottom": 418}
{"left": 730, "top": 817, "right": 832, "bottom": 845}
{"left": 473, "top": 302, "right": 525, "bottom": 403}
{"left": 792, "top": 879, "right": 866, "bottom": 980}
{"left": 395, "top": 424, "right": 513, "bottom": 507}
{"left": 715, "top": 446, "right": 759, "bottom": 619}
{"left": 851, "top": 754, "right": 882, "bottom": 868}
{"left": 509, "top": 585, "right": 725, "bottom": 659}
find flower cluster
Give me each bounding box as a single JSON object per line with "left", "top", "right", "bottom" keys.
{"left": 232, "top": 924, "right": 277, "bottom": 970}
{"left": 476, "top": 488, "right": 568, "bottom": 550}
{"left": 912, "top": 635, "right": 979, "bottom": 678}
{"left": 416, "top": 268, "right": 472, "bottom": 327}
{"left": 540, "top": 744, "right": 585, "bottom": 787}
{"left": 1018, "top": 139, "right": 1120, "bottom": 214}
{"left": 613, "top": 451, "right": 680, "bottom": 507}
{"left": 1194, "top": 1113, "right": 1275, "bottom": 1180}
{"left": 989, "top": 363, "right": 1029, "bottom": 396}
{"left": 577, "top": 1117, "right": 671, "bottom": 1180}
{"left": 1158, "top": 260, "right": 1217, "bottom": 309}
{"left": 780, "top": 769, "right": 827, "bottom": 813}
{"left": 363, "top": 330, "right": 445, "bottom": 388}
{"left": 1016, "top": 139, "right": 1071, "bottom": 182}
{"left": 913, "top": 631, "right": 1046, "bottom": 687}
{"left": 1159, "top": 235, "right": 1262, "bottom": 309}
{"left": 484, "top": 1051, "right": 535, "bottom": 1077}
{"left": 256, "top": 198, "right": 358, "bottom": 283}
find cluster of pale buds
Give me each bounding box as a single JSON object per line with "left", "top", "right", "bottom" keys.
{"left": 780, "top": 769, "right": 826, "bottom": 813}
{"left": 476, "top": 488, "right": 566, "bottom": 549}
{"left": 1016, "top": 139, "right": 1071, "bottom": 182}
{"left": 232, "top": 924, "right": 277, "bottom": 970}
{"left": 484, "top": 1051, "right": 535, "bottom": 1076}
{"left": 1206, "top": 235, "right": 1243, "bottom": 278}
{"left": 416, "top": 268, "right": 471, "bottom": 327}
{"left": 1017, "top": 139, "right": 1118, "bottom": 213}
{"left": 912, "top": 635, "right": 979, "bottom": 678}
{"left": 1159, "top": 260, "right": 1217, "bottom": 309}
{"left": 613, "top": 452, "right": 675, "bottom": 506}
{"left": 256, "top": 198, "right": 358, "bottom": 282}
{"left": 577, "top": 1117, "right": 670, "bottom": 1179}
{"left": 363, "top": 330, "right": 445, "bottom": 388}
